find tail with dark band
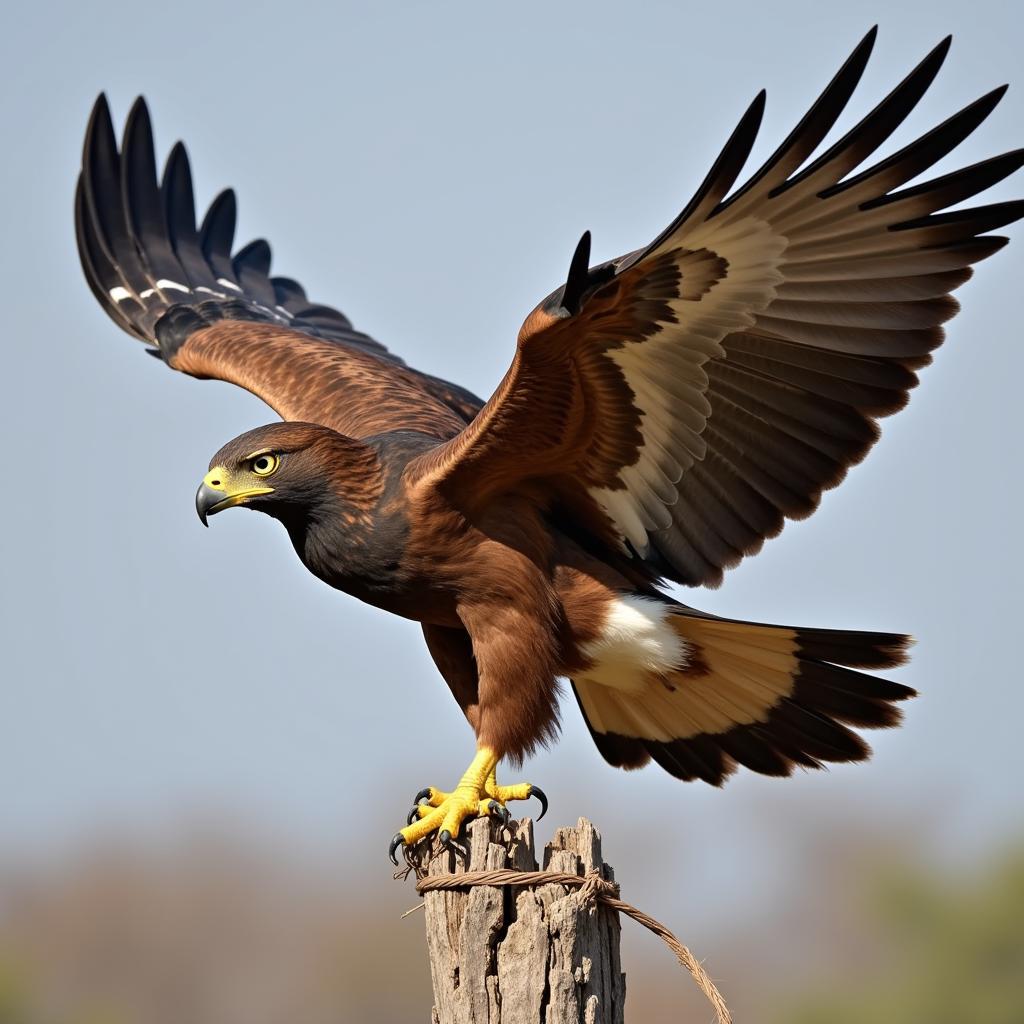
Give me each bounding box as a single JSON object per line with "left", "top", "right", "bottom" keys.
{"left": 573, "top": 611, "right": 915, "bottom": 786}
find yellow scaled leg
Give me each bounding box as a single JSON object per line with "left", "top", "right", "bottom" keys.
{"left": 389, "top": 747, "right": 547, "bottom": 863}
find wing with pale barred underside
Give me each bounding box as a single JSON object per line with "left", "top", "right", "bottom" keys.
{"left": 412, "top": 29, "right": 1023, "bottom": 586}
{"left": 76, "top": 95, "right": 483, "bottom": 440}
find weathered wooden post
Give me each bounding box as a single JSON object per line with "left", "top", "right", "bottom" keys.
{"left": 406, "top": 816, "right": 625, "bottom": 1024}
{"left": 401, "top": 815, "right": 731, "bottom": 1023}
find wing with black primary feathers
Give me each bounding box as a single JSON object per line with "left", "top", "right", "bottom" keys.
{"left": 76, "top": 95, "right": 483, "bottom": 440}
{"left": 413, "top": 28, "right": 1023, "bottom": 586}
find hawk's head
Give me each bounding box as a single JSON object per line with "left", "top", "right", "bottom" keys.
{"left": 195, "top": 422, "right": 379, "bottom": 528}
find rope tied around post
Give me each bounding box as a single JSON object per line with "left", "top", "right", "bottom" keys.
{"left": 416, "top": 867, "right": 731, "bottom": 1024}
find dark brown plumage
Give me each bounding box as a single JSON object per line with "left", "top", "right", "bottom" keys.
{"left": 76, "top": 29, "right": 1021, "bottom": 856}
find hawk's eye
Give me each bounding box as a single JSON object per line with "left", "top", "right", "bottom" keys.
{"left": 251, "top": 453, "right": 280, "bottom": 477}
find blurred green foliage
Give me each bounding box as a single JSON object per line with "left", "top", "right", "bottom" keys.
{"left": 0, "top": 958, "right": 37, "bottom": 1024}
{"left": 0, "top": 956, "right": 125, "bottom": 1024}
{"left": 0, "top": 959, "right": 30, "bottom": 1024}
{"left": 781, "top": 852, "right": 1024, "bottom": 1024}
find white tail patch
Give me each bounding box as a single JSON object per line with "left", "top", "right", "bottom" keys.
{"left": 577, "top": 595, "right": 690, "bottom": 693}
{"left": 576, "top": 613, "right": 800, "bottom": 741}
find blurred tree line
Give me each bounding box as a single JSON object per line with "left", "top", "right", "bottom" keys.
{"left": 779, "top": 850, "right": 1024, "bottom": 1024}
{"left": 1, "top": 834, "right": 1022, "bottom": 1023}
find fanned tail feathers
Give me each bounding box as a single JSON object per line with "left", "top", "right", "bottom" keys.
{"left": 574, "top": 611, "right": 914, "bottom": 785}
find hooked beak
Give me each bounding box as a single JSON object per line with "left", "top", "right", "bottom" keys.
{"left": 196, "top": 467, "right": 273, "bottom": 527}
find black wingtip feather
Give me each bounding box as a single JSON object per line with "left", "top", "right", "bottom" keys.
{"left": 79, "top": 97, "right": 383, "bottom": 354}
{"left": 124, "top": 96, "right": 151, "bottom": 138}
{"left": 643, "top": 89, "right": 766, "bottom": 254}
{"left": 161, "top": 142, "right": 197, "bottom": 252}
{"left": 233, "top": 239, "right": 278, "bottom": 307}
{"left": 162, "top": 142, "right": 193, "bottom": 218}
{"left": 774, "top": 33, "right": 953, "bottom": 200}
{"left": 892, "top": 199, "right": 1024, "bottom": 235}
{"left": 199, "top": 188, "right": 239, "bottom": 285}
{"left": 121, "top": 96, "right": 186, "bottom": 291}
{"left": 82, "top": 96, "right": 124, "bottom": 263}
{"left": 234, "top": 238, "right": 272, "bottom": 276}
{"left": 84, "top": 94, "right": 113, "bottom": 165}
{"left": 200, "top": 188, "right": 237, "bottom": 250}
{"left": 81, "top": 94, "right": 169, "bottom": 334}
{"left": 271, "top": 276, "right": 309, "bottom": 311}
{"left": 562, "top": 230, "right": 592, "bottom": 314}
{"left": 75, "top": 176, "right": 147, "bottom": 339}
{"left": 820, "top": 85, "right": 1011, "bottom": 203}
{"left": 715, "top": 28, "right": 877, "bottom": 217}
{"left": 862, "top": 149, "right": 1024, "bottom": 216}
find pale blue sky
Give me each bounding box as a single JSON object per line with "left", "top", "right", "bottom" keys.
{"left": 1, "top": 0, "right": 1021, "bottom": 938}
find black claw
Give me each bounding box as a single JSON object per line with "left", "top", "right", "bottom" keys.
{"left": 487, "top": 799, "right": 511, "bottom": 825}
{"left": 414, "top": 787, "right": 433, "bottom": 805}
{"left": 529, "top": 785, "right": 548, "bottom": 820}
{"left": 388, "top": 833, "right": 405, "bottom": 866}
{"left": 407, "top": 806, "right": 422, "bottom": 825}
{"left": 436, "top": 828, "right": 468, "bottom": 858}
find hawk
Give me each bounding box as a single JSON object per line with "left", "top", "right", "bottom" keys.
{"left": 75, "top": 29, "right": 1022, "bottom": 863}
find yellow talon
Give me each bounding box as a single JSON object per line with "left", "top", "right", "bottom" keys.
{"left": 484, "top": 767, "right": 546, "bottom": 818}
{"left": 390, "top": 747, "right": 546, "bottom": 863}
{"left": 485, "top": 769, "right": 533, "bottom": 804}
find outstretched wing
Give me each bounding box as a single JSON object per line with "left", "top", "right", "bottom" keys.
{"left": 76, "top": 95, "right": 483, "bottom": 440}
{"left": 412, "top": 30, "right": 1023, "bottom": 586}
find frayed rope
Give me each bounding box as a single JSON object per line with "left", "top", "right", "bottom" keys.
{"left": 416, "top": 867, "right": 731, "bottom": 1024}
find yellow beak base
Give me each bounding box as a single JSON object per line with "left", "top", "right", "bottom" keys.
{"left": 195, "top": 467, "right": 273, "bottom": 526}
